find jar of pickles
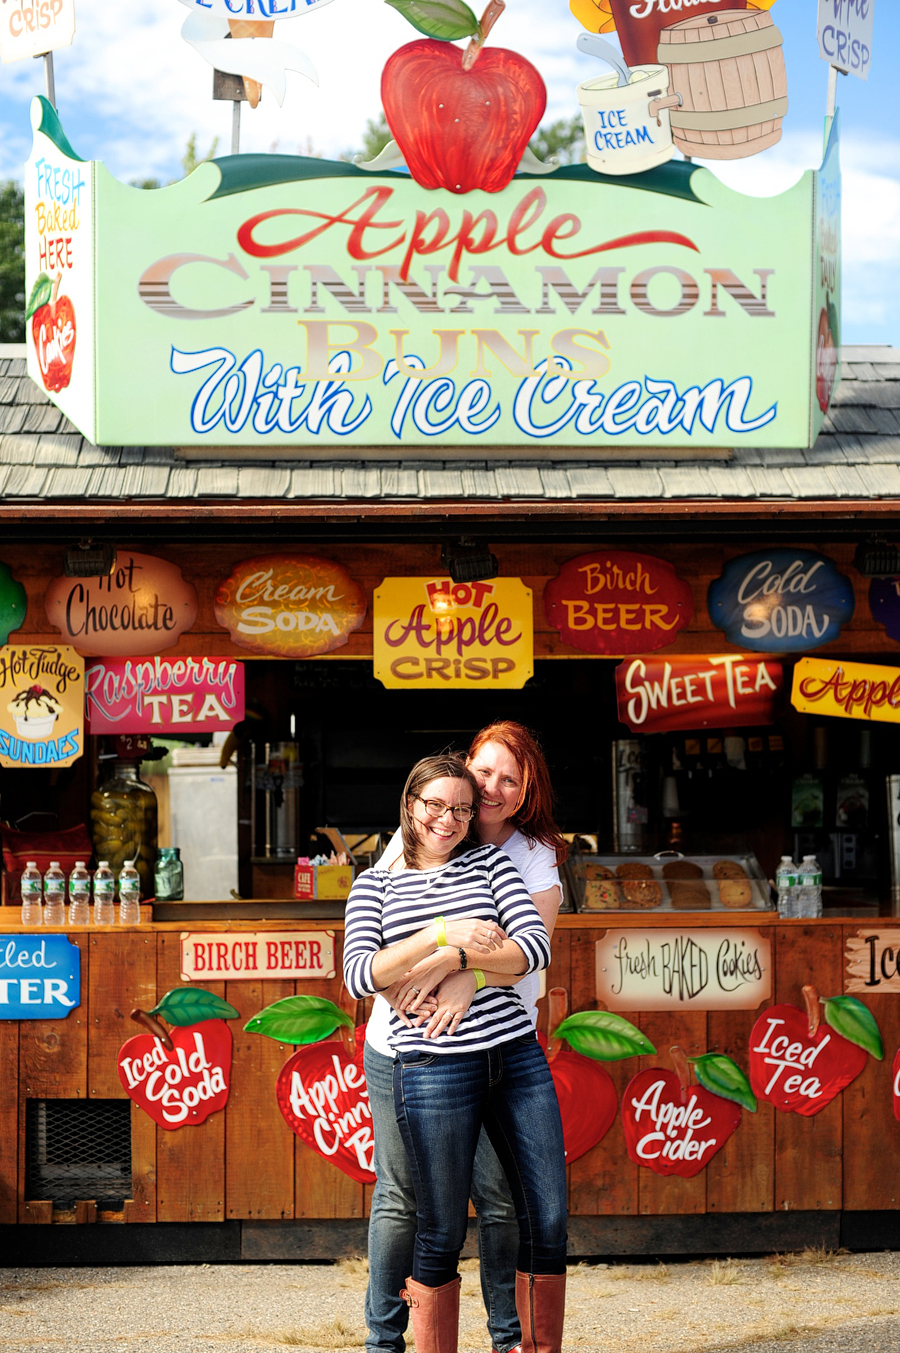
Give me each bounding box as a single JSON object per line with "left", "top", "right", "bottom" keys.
{"left": 90, "top": 760, "right": 158, "bottom": 899}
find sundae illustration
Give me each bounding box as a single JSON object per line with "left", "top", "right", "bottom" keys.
{"left": 8, "top": 685, "right": 62, "bottom": 739}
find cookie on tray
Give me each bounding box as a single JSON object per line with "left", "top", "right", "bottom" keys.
{"left": 713, "top": 860, "right": 749, "bottom": 880}
{"left": 669, "top": 881, "right": 711, "bottom": 910}
{"left": 662, "top": 860, "right": 704, "bottom": 880}
{"left": 718, "top": 878, "right": 754, "bottom": 909}
{"left": 616, "top": 862, "right": 654, "bottom": 880}
{"left": 621, "top": 879, "right": 662, "bottom": 909}
{"left": 582, "top": 878, "right": 621, "bottom": 910}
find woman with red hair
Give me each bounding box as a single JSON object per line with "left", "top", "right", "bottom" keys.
{"left": 363, "top": 722, "right": 567, "bottom": 1353}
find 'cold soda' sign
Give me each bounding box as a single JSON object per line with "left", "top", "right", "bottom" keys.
{"left": 707, "top": 549, "right": 854, "bottom": 652}
{"left": 0, "top": 934, "right": 80, "bottom": 1019}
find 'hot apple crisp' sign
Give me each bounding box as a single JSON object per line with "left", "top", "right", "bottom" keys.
{"left": 25, "top": 84, "right": 840, "bottom": 451}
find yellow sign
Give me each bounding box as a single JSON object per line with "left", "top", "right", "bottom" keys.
{"left": 373, "top": 577, "right": 533, "bottom": 690}
{"left": 791, "top": 657, "right": 900, "bottom": 723}
{"left": 0, "top": 644, "right": 84, "bottom": 768}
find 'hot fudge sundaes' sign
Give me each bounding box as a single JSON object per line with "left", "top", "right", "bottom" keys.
{"left": 0, "top": 645, "right": 84, "bottom": 768}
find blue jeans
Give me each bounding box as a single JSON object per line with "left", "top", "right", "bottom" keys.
{"left": 364, "top": 1042, "right": 522, "bottom": 1353}
{"left": 393, "top": 1035, "right": 568, "bottom": 1290}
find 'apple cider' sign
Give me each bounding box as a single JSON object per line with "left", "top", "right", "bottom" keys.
{"left": 595, "top": 929, "right": 771, "bottom": 1011}
{"left": 544, "top": 551, "right": 692, "bottom": 655}
{"left": 373, "top": 576, "right": 533, "bottom": 689}
{"left": 215, "top": 554, "right": 366, "bottom": 658}
{"left": 45, "top": 553, "right": 198, "bottom": 657}
{"left": 616, "top": 653, "right": 782, "bottom": 733}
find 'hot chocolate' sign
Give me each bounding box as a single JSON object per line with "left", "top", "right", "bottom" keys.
{"left": 45, "top": 553, "right": 198, "bottom": 657}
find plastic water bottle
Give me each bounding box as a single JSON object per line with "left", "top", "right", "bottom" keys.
{"left": 117, "top": 860, "right": 142, "bottom": 926}
{"left": 776, "top": 856, "right": 798, "bottom": 919}
{"left": 93, "top": 860, "right": 116, "bottom": 926}
{"left": 796, "top": 854, "right": 823, "bottom": 919}
{"left": 68, "top": 861, "right": 91, "bottom": 925}
{"left": 20, "top": 861, "right": 43, "bottom": 926}
{"left": 43, "top": 861, "right": 66, "bottom": 928}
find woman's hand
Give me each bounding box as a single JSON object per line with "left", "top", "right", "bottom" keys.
{"left": 442, "top": 917, "right": 506, "bottom": 956}
{"left": 380, "top": 980, "right": 438, "bottom": 1028}
{"left": 394, "top": 948, "right": 460, "bottom": 1013}
{"left": 419, "top": 970, "right": 478, "bottom": 1039}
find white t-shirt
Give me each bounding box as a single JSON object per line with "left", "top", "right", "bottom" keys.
{"left": 364, "top": 827, "right": 561, "bottom": 1057}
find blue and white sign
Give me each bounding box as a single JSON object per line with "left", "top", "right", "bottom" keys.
{"left": 707, "top": 550, "right": 855, "bottom": 653}
{"left": 818, "top": 0, "right": 874, "bottom": 83}
{"left": 868, "top": 576, "right": 900, "bottom": 642}
{"left": 0, "top": 934, "right": 81, "bottom": 1020}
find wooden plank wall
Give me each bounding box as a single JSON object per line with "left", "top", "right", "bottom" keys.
{"left": 5, "top": 540, "right": 900, "bottom": 662}
{"left": 2, "top": 922, "right": 898, "bottom": 1224}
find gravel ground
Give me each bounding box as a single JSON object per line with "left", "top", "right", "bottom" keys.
{"left": 1, "top": 1250, "right": 899, "bottom": 1353}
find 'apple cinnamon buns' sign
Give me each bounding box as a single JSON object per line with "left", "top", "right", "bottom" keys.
{"left": 545, "top": 550, "right": 692, "bottom": 655}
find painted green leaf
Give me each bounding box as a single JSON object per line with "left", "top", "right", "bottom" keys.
{"left": 822, "top": 995, "right": 884, "bottom": 1060}
{"left": 385, "top": 0, "right": 479, "bottom": 41}
{"left": 244, "top": 995, "right": 354, "bottom": 1045}
{"left": 551, "top": 1011, "right": 655, "bottom": 1061}
{"left": 690, "top": 1052, "right": 756, "bottom": 1113}
{"left": 25, "top": 272, "right": 52, "bottom": 321}
{"left": 149, "top": 987, "right": 240, "bottom": 1026}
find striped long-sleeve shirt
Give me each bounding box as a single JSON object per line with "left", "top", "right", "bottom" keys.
{"left": 343, "top": 844, "right": 551, "bottom": 1055}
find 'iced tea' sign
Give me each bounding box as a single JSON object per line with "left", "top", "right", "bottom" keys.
{"left": 596, "top": 929, "right": 771, "bottom": 1011}
{"left": 845, "top": 930, "right": 900, "bottom": 993}
{"left": 0, "top": 934, "right": 80, "bottom": 1019}
{"left": 180, "top": 931, "right": 336, "bottom": 981}
{"left": 544, "top": 551, "right": 692, "bottom": 655}
{"left": 85, "top": 657, "right": 244, "bottom": 734}
{"left": 616, "top": 654, "right": 782, "bottom": 733}
{"left": 0, "top": 644, "right": 83, "bottom": 768}
{"left": 373, "top": 577, "right": 533, "bottom": 689}
{"left": 0, "top": 0, "right": 75, "bottom": 64}
{"left": 707, "top": 549, "right": 854, "bottom": 652}
{"left": 792, "top": 657, "right": 900, "bottom": 724}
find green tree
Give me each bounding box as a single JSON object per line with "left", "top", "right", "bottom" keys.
{"left": 0, "top": 180, "right": 25, "bottom": 343}
{"left": 359, "top": 112, "right": 392, "bottom": 162}
{"left": 130, "top": 133, "right": 221, "bottom": 189}
{"left": 530, "top": 115, "right": 585, "bottom": 166}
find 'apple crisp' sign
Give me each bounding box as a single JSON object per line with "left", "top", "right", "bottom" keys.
{"left": 595, "top": 929, "right": 772, "bottom": 1011}
{"left": 24, "top": 89, "right": 840, "bottom": 452}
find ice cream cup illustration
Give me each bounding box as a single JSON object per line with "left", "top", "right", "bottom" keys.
{"left": 577, "top": 65, "right": 682, "bottom": 176}
{"left": 7, "top": 685, "right": 62, "bottom": 740}
{"left": 228, "top": 18, "right": 274, "bottom": 108}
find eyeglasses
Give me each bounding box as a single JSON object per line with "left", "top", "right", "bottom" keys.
{"left": 413, "top": 796, "right": 475, "bottom": 823}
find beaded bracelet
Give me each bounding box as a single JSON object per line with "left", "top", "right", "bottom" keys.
{"left": 458, "top": 947, "right": 468, "bottom": 970}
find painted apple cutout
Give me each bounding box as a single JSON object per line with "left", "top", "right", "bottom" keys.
{"left": 893, "top": 1047, "right": 900, "bottom": 1124}
{"left": 623, "top": 1068, "right": 741, "bottom": 1178}
{"left": 118, "top": 987, "right": 239, "bottom": 1130}
{"left": 816, "top": 303, "right": 837, "bottom": 413}
{"left": 381, "top": 2, "right": 546, "bottom": 194}
{"left": 749, "top": 986, "right": 882, "bottom": 1117}
{"left": 27, "top": 273, "right": 76, "bottom": 393}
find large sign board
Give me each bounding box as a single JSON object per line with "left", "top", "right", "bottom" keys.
{"left": 0, "top": 935, "right": 81, "bottom": 1019}
{"left": 25, "top": 96, "right": 838, "bottom": 452}
{"left": 0, "top": 0, "right": 75, "bottom": 64}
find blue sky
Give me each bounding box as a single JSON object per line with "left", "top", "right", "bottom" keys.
{"left": 1, "top": 1, "right": 898, "bottom": 347}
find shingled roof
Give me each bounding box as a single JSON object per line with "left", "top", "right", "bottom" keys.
{"left": 1, "top": 343, "right": 898, "bottom": 506}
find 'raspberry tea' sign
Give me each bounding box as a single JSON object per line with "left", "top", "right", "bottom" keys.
{"left": 708, "top": 549, "right": 854, "bottom": 652}
{"left": 545, "top": 551, "right": 692, "bottom": 655}
{"left": 373, "top": 576, "right": 533, "bottom": 689}
{"left": 616, "top": 653, "right": 782, "bottom": 732}
{"left": 595, "top": 929, "right": 771, "bottom": 1011}
{"left": 85, "top": 657, "right": 244, "bottom": 734}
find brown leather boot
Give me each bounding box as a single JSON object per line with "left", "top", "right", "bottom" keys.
{"left": 515, "top": 1271, "right": 566, "bottom": 1353}
{"left": 400, "top": 1274, "right": 461, "bottom": 1353}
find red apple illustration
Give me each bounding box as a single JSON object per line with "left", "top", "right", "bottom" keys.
{"left": 893, "top": 1046, "right": 900, "bottom": 1125}
{"left": 276, "top": 1025, "right": 375, "bottom": 1184}
{"left": 749, "top": 986, "right": 881, "bottom": 1117}
{"left": 816, "top": 302, "right": 837, "bottom": 413}
{"left": 544, "top": 989, "right": 654, "bottom": 1164}
{"left": 246, "top": 994, "right": 374, "bottom": 1184}
{"left": 117, "top": 988, "right": 239, "bottom": 1130}
{"left": 28, "top": 273, "right": 76, "bottom": 394}
{"left": 621, "top": 1045, "right": 753, "bottom": 1179}
{"left": 381, "top": 0, "right": 546, "bottom": 194}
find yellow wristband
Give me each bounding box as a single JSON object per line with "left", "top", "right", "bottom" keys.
{"left": 473, "top": 969, "right": 486, "bottom": 991}
{"left": 435, "top": 915, "right": 447, "bottom": 946}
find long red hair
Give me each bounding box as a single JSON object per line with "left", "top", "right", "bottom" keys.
{"left": 467, "top": 721, "right": 568, "bottom": 866}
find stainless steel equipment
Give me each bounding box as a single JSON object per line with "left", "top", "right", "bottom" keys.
{"left": 886, "top": 775, "right": 900, "bottom": 915}
{"left": 611, "top": 739, "right": 648, "bottom": 853}
{"left": 252, "top": 741, "right": 303, "bottom": 859}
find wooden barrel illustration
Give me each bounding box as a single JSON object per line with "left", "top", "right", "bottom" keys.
{"left": 658, "top": 10, "right": 787, "bottom": 161}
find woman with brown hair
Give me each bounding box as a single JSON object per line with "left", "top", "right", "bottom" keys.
{"left": 357, "top": 725, "right": 567, "bottom": 1353}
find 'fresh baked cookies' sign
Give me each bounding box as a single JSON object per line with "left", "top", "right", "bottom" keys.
{"left": 595, "top": 928, "right": 772, "bottom": 1011}
{"left": 0, "top": 644, "right": 84, "bottom": 768}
